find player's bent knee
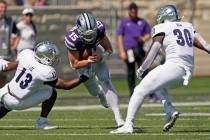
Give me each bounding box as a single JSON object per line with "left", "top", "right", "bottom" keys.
{"left": 86, "top": 86, "right": 101, "bottom": 96}
{"left": 84, "top": 80, "right": 101, "bottom": 96}
{"left": 50, "top": 88, "right": 57, "bottom": 99}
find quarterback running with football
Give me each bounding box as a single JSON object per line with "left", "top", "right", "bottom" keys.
{"left": 111, "top": 5, "right": 210, "bottom": 133}
{"left": 64, "top": 13, "right": 124, "bottom": 127}
{"left": 0, "top": 41, "right": 88, "bottom": 130}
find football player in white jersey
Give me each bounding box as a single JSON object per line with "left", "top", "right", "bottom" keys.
{"left": 111, "top": 5, "right": 210, "bottom": 134}
{"left": 0, "top": 41, "right": 88, "bottom": 130}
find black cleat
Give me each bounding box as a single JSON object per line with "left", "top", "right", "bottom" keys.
{"left": 0, "top": 102, "right": 10, "bottom": 119}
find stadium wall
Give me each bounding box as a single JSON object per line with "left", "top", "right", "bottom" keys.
{"left": 6, "top": 0, "right": 210, "bottom": 78}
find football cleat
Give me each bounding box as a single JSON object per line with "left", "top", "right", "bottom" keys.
{"left": 110, "top": 124, "right": 133, "bottom": 134}
{"left": 163, "top": 111, "right": 180, "bottom": 132}
{"left": 35, "top": 119, "right": 58, "bottom": 130}
{"left": 98, "top": 93, "right": 109, "bottom": 108}
{"left": 0, "top": 102, "right": 10, "bottom": 119}
{"left": 117, "top": 120, "right": 125, "bottom": 128}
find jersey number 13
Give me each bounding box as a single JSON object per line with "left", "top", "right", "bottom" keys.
{"left": 15, "top": 68, "right": 33, "bottom": 89}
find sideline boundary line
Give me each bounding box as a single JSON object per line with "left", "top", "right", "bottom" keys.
{"left": 17, "top": 101, "right": 210, "bottom": 112}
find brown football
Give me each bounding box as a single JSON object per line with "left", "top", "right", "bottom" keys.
{"left": 81, "top": 49, "right": 90, "bottom": 59}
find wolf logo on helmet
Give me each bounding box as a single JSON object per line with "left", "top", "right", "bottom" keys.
{"left": 34, "top": 41, "right": 59, "bottom": 66}
{"left": 156, "top": 5, "right": 182, "bottom": 24}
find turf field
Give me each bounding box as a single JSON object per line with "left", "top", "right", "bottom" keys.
{"left": 0, "top": 77, "right": 210, "bottom": 140}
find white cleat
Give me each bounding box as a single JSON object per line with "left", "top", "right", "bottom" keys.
{"left": 35, "top": 120, "right": 58, "bottom": 130}
{"left": 98, "top": 93, "right": 109, "bottom": 108}
{"left": 163, "top": 111, "right": 180, "bottom": 132}
{"left": 110, "top": 125, "right": 133, "bottom": 134}
{"left": 117, "top": 120, "right": 125, "bottom": 128}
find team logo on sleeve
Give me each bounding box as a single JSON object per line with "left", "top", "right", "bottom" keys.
{"left": 46, "top": 70, "right": 57, "bottom": 80}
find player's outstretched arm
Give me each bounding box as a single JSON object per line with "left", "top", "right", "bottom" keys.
{"left": 194, "top": 33, "right": 210, "bottom": 54}
{"left": 139, "top": 35, "right": 164, "bottom": 70}
{"left": 136, "top": 35, "right": 164, "bottom": 79}
{"left": 45, "top": 75, "right": 89, "bottom": 90}
{"left": 0, "top": 59, "right": 18, "bottom": 72}
{"left": 4, "top": 63, "right": 18, "bottom": 71}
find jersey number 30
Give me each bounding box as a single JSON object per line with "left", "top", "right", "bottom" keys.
{"left": 15, "top": 68, "right": 32, "bottom": 89}
{"left": 173, "top": 29, "right": 193, "bottom": 47}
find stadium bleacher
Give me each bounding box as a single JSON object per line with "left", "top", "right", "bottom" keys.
{"left": 7, "top": 0, "right": 210, "bottom": 77}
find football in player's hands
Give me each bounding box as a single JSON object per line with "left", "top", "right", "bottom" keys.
{"left": 82, "top": 49, "right": 90, "bottom": 59}
{"left": 87, "top": 55, "right": 102, "bottom": 63}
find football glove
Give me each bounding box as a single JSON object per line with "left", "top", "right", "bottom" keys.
{"left": 136, "top": 67, "right": 144, "bottom": 80}
{"left": 79, "top": 74, "right": 89, "bottom": 82}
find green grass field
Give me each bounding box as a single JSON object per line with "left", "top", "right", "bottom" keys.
{"left": 0, "top": 77, "right": 210, "bottom": 140}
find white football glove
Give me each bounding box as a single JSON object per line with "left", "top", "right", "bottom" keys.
{"left": 101, "top": 51, "right": 112, "bottom": 60}
{"left": 0, "top": 59, "right": 9, "bottom": 71}
{"left": 136, "top": 67, "right": 144, "bottom": 80}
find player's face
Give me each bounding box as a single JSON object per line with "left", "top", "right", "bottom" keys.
{"left": 0, "top": 3, "right": 7, "bottom": 19}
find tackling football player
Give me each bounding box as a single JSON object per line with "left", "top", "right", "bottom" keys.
{"left": 0, "top": 41, "right": 88, "bottom": 130}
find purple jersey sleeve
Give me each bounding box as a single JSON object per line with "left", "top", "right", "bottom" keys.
{"left": 64, "top": 26, "right": 80, "bottom": 51}
{"left": 117, "top": 18, "right": 126, "bottom": 36}
{"left": 96, "top": 20, "right": 106, "bottom": 40}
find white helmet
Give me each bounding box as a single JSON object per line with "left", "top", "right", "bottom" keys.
{"left": 156, "top": 5, "right": 182, "bottom": 24}
{"left": 34, "top": 41, "right": 59, "bottom": 66}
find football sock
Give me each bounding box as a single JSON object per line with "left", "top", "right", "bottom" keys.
{"left": 125, "top": 86, "right": 145, "bottom": 126}
{"left": 101, "top": 80, "right": 124, "bottom": 125}
{"left": 158, "top": 89, "right": 174, "bottom": 114}
{"left": 38, "top": 116, "right": 48, "bottom": 123}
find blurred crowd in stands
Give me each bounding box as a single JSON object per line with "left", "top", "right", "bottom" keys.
{"left": 6, "top": 0, "right": 47, "bottom": 6}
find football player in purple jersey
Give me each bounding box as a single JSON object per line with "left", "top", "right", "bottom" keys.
{"left": 64, "top": 13, "right": 125, "bottom": 127}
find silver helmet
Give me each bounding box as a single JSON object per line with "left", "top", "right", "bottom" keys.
{"left": 76, "top": 13, "right": 97, "bottom": 44}
{"left": 34, "top": 41, "right": 59, "bottom": 66}
{"left": 156, "top": 5, "right": 181, "bottom": 24}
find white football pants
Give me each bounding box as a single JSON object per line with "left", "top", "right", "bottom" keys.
{"left": 76, "top": 61, "right": 124, "bottom": 125}
{"left": 0, "top": 84, "right": 53, "bottom": 110}
{"left": 125, "top": 61, "right": 192, "bottom": 125}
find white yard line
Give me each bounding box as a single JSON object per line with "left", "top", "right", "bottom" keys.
{"left": 17, "top": 101, "right": 210, "bottom": 112}
{"left": 1, "top": 118, "right": 205, "bottom": 121}
{"left": 0, "top": 125, "right": 209, "bottom": 128}
{"left": 0, "top": 133, "right": 210, "bottom": 136}
{"left": 146, "top": 112, "right": 210, "bottom": 117}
